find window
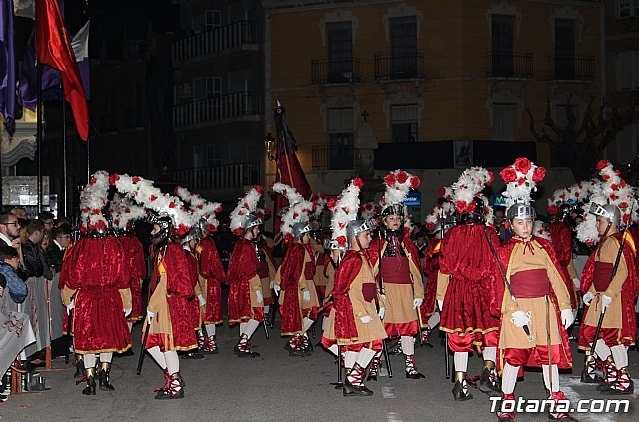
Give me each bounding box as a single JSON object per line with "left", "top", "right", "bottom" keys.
{"left": 192, "top": 77, "right": 205, "bottom": 101}
{"left": 327, "top": 21, "right": 353, "bottom": 82}
{"left": 206, "top": 77, "right": 222, "bottom": 98}
{"left": 619, "top": 0, "right": 639, "bottom": 18}
{"left": 491, "top": 15, "right": 514, "bottom": 77}
{"left": 554, "top": 19, "right": 576, "bottom": 80}
{"left": 616, "top": 51, "right": 639, "bottom": 90}
{"left": 391, "top": 104, "right": 418, "bottom": 143}
{"left": 205, "top": 10, "right": 221, "bottom": 31}
{"left": 492, "top": 103, "right": 516, "bottom": 141}
{"left": 327, "top": 108, "right": 353, "bottom": 170}
{"left": 193, "top": 144, "right": 222, "bottom": 168}
{"left": 390, "top": 16, "right": 417, "bottom": 78}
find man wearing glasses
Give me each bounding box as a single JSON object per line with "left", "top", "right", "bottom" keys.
{"left": 0, "top": 213, "right": 22, "bottom": 249}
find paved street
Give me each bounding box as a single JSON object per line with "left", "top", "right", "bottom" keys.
{"left": 1, "top": 320, "right": 637, "bottom": 422}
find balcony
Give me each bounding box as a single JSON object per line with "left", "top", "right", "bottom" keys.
{"left": 311, "top": 145, "right": 354, "bottom": 171}
{"left": 374, "top": 53, "right": 425, "bottom": 80}
{"left": 485, "top": 52, "right": 533, "bottom": 79}
{"left": 548, "top": 55, "right": 595, "bottom": 81}
{"left": 169, "top": 163, "right": 262, "bottom": 193}
{"left": 172, "top": 21, "right": 259, "bottom": 63}
{"left": 173, "top": 91, "right": 262, "bottom": 129}
{"left": 311, "top": 58, "right": 360, "bottom": 85}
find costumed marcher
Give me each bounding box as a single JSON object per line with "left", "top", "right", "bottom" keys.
{"left": 176, "top": 187, "right": 225, "bottom": 354}
{"left": 227, "top": 186, "right": 265, "bottom": 358}
{"left": 437, "top": 167, "right": 501, "bottom": 400}
{"left": 272, "top": 183, "right": 321, "bottom": 356}
{"left": 254, "top": 207, "right": 277, "bottom": 333}
{"left": 576, "top": 160, "right": 639, "bottom": 395}
{"left": 419, "top": 199, "right": 455, "bottom": 345}
{"left": 309, "top": 193, "right": 330, "bottom": 306}
{"left": 321, "top": 178, "right": 387, "bottom": 396}
{"left": 368, "top": 170, "right": 425, "bottom": 379}
{"left": 181, "top": 228, "right": 206, "bottom": 360}
{"left": 62, "top": 171, "right": 132, "bottom": 396}
{"left": 111, "top": 195, "right": 147, "bottom": 338}
{"left": 492, "top": 158, "right": 575, "bottom": 421}
{"left": 115, "top": 174, "right": 198, "bottom": 399}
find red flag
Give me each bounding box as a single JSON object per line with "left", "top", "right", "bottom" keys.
{"left": 36, "top": 0, "right": 89, "bottom": 141}
{"left": 273, "top": 103, "right": 311, "bottom": 237}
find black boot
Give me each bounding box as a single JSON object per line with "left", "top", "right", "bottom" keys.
{"left": 73, "top": 357, "right": 85, "bottom": 378}
{"left": 82, "top": 368, "right": 96, "bottom": 396}
{"left": 451, "top": 371, "right": 473, "bottom": 401}
{"left": 343, "top": 363, "right": 373, "bottom": 397}
{"left": 478, "top": 361, "right": 500, "bottom": 396}
{"left": 98, "top": 363, "right": 115, "bottom": 391}
{"left": 155, "top": 373, "right": 184, "bottom": 399}
{"left": 404, "top": 354, "right": 425, "bottom": 379}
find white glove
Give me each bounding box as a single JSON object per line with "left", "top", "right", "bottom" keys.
{"left": 66, "top": 300, "right": 75, "bottom": 315}
{"left": 380, "top": 294, "right": 387, "bottom": 303}
{"left": 360, "top": 315, "right": 373, "bottom": 324}
{"left": 602, "top": 294, "right": 613, "bottom": 311}
{"left": 582, "top": 291, "right": 594, "bottom": 305}
{"left": 269, "top": 280, "right": 275, "bottom": 289}
{"left": 561, "top": 309, "right": 574, "bottom": 329}
{"left": 273, "top": 284, "right": 281, "bottom": 296}
{"left": 123, "top": 308, "right": 132, "bottom": 317}
{"left": 572, "top": 277, "right": 581, "bottom": 289}
{"left": 302, "top": 289, "right": 311, "bottom": 302}
{"left": 146, "top": 310, "right": 155, "bottom": 325}
{"left": 510, "top": 310, "right": 531, "bottom": 328}
{"left": 197, "top": 294, "right": 206, "bottom": 307}
{"left": 437, "top": 299, "right": 444, "bottom": 311}
{"left": 413, "top": 298, "right": 423, "bottom": 309}
{"left": 256, "top": 290, "right": 264, "bottom": 304}
{"left": 378, "top": 307, "right": 385, "bottom": 320}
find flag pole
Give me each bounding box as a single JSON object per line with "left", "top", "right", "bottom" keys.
{"left": 61, "top": 84, "right": 67, "bottom": 217}
{"left": 36, "top": 61, "right": 43, "bottom": 214}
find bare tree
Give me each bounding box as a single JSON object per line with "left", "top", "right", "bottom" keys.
{"left": 526, "top": 95, "right": 635, "bottom": 181}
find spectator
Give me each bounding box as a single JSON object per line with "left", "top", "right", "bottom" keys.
{"left": 10, "top": 207, "right": 28, "bottom": 227}
{"left": 493, "top": 206, "right": 511, "bottom": 242}
{"left": 38, "top": 211, "right": 55, "bottom": 234}
{"left": 0, "top": 213, "right": 27, "bottom": 281}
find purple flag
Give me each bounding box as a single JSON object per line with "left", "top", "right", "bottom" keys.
{"left": 18, "top": 34, "right": 63, "bottom": 111}
{"left": 0, "top": 0, "right": 16, "bottom": 135}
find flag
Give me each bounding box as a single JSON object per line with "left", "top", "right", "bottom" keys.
{"left": 273, "top": 102, "right": 312, "bottom": 236}
{"left": 18, "top": 34, "right": 63, "bottom": 111}
{"left": 0, "top": 0, "right": 16, "bottom": 135}
{"left": 35, "top": 0, "right": 88, "bottom": 140}
{"left": 71, "top": 19, "right": 89, "bottom": 99}
{"left": 13, "top": 0, "right": 34, "bottom": 20}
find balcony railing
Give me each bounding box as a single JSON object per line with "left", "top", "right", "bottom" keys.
{"left": 169, "top": 163, "right": 262, "bottom": 193}
{"left": 548, "top": 55, "right": 595, "bottom": 81}
{"left": 311, "top": 58, "right": 361, "bottom": 84}
{"left": 374, "top": 53, "right": 425, "bottom": 80}
{"left": 311, "top": 145, "right": 354, "bottom": 171}
{"left": 485, "top": 52, "right": 533, "bottom": 79}
{"left": 172, "top": 21, "right": 259, "bottom": 63}
{"left": 173, "top": 91, "right": 262, "bottom": 129}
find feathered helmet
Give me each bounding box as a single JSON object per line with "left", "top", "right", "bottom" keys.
{"left": 109, "top": 194, "right": 146, "bottom": 232}
{"left": 230, "top": 185, "right": 263, "bottom": 236}
{"left": 498, "top": 157, "right": 546, "bottom": 221}
{"left": 110, "top": 173, "right": 195, "bottom": 238}
{"left": 379, "top": 170, "right": 421, "bottom": 220}
{"left": 175, "top": 186, "right": 222, "bottom": 236}
{"left": 451, "top": 166, "right": 494, "bottom": 225}
{"left": 576, "top": 160, "right": 639, "bottom": 245}
{"left": 424, "top": 200, "right": 455, "bottom": 235}
{"left": 271, "top": 182, "right": 313, "bottom": 241}
{"left": 359, "top": 201, "right": 381, "bottom": 222}
{"left": 328, "top": 178, "right": 366, "bottom": 249}
{"left": 310, "top": 193, "right": 330, "bottom": 221}
{"left": 79, "top": 170, "right": 110, "bottom": 235}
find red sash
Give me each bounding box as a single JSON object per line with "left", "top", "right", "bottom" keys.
{"left": 304, "top": 261, "right": 315, "bottom": 280}
{"left": 362, "top": 282, "right": 377, "bottom": 302}
{"left": 593, "top": 262, "right": 613, "bottom": 291}
{"left": 510, "top": 268, "right": 549, "bottom": 298}
{"left": 257, "top": 261, "right": 269, "bottom": 278}
{"left": 380, "top": 256, "right": 411, "bottom": 284}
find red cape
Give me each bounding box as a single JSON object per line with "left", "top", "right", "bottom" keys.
{"left": 227, "top": 238, "right": 259, "bottom": 321}
{"left": 278, "top": 243, "right": 308, "bottom": 334}
{"left": 333, "top": 250, "right": 364, "bottom": 341}
{"left": 198, "top": 236, "right": 226, "bottom": 323}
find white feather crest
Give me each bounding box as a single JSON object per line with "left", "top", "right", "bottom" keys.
{"left": 110, "top": 194, "right": 147, "bottom": 230}
{"left": 175, "top": 186, "right": 222, "bottom": 230}
{"left": 533, "top": 220, "right": 551, "bottom": 241}
{"left": 330, "top": 179, "right": 363, "bottom": 247}
{"left": 79, "top": 170, "right": 110, "bottom": 231}
{"left": 272, "top": 182, "right": 312, "bottom": 238}
{"left": 380, "top": 170, "right": 421, "bottom": 207}
{"left": 451, "top": 166, "right": 493, "bottom": 214}
{"left": 499, "top": 157, "right": 545, "bottom": 209}
{"left": 230, "top": 186, "right": 262, "bottom": 233}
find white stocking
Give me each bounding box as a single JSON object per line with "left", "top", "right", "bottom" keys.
{"left": 594, "top": 339, "right": 611, "bottom": 360}
{"left": 146, "top": 346, "right": 167, "bottom": 370}
{"left": 205, "top": 324, "right": 216, "bottom": 336}
{"left": 610, "top": 345, "right": 628, "bottom": 369}
{"left": 356, "top": 348, "right": 375, "bottom": 368}
{"left": 264, "top": 305, "right": 270, "bottom": 315}
{"left": 327, "top": 344, "right": 338, "bottom": 357}
{"left": 303, "top": 317, "right": 314, "bottom": 332}
{"left": 400, "top": 336, "right": 415, "bottom": 355}
{"left": 239, "top": 322, "right": 247, "bottom": 336}
{"left": 427, "top": 313, "right": 440, "bottom": 329}
{"left": 542, "top": 364, "right": 559, "bottom": 392}
{"left": 99, "top": 352, "right": 112, "bottom": 364}
{"left": 83, "top": 353, "right": 97, "bottom": 369}
{"left": 244, "top": 319, "right": 260, "bottom": 339}
{"left": 128, "top": 322, "right": 133, "bottom": 333}
{"left": 483, "top": 346, "right": 497, "bottom": 364}
{"left": 501, "top": 363, "right": 519, "bottom": 394}
{"left": 344, "top": 351, "right": 357, "bottom": 370}
{"left": 453, "top": 352, "right": 468, "bottom": 373}
{"left": 164, "top": 351, "right": 179, "bottom": 375}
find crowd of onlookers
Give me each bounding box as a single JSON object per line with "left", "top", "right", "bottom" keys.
{"left": 0, "top": 206, "right": 72, "bottom": 403}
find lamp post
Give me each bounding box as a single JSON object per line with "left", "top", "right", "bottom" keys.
{"left": 264, "top": 133, "right": 276, "bottom": 161}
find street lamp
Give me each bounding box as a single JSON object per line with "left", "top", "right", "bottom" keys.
{"left": 264, "top": 133, "right": 276, "bottom": 161}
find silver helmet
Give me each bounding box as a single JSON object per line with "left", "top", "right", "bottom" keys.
{"left": 197, "top": 217, "right": 211, "bottom": 236}
{"left": 323, "top": 238, "right": 347, "bottom": 251}
{"left": 507, "top": 203, "right": 536, "bottom": 221}
{"left": 292, "top": 221, "right": 312, "bottom": 239}
{"left": 180, "top": 228, "right": 200, "bottom": 246}
{"left": 589, "top": 203, "right": 621, "bottom": 227}
{"left": 346, "top": 219, "right": 375, "bottom": 246}
{"left": 241, "top": 214, "right": 262, "bottom": 232}
{"left": 381, "top": 203, "right": 405, "bottom": 219}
